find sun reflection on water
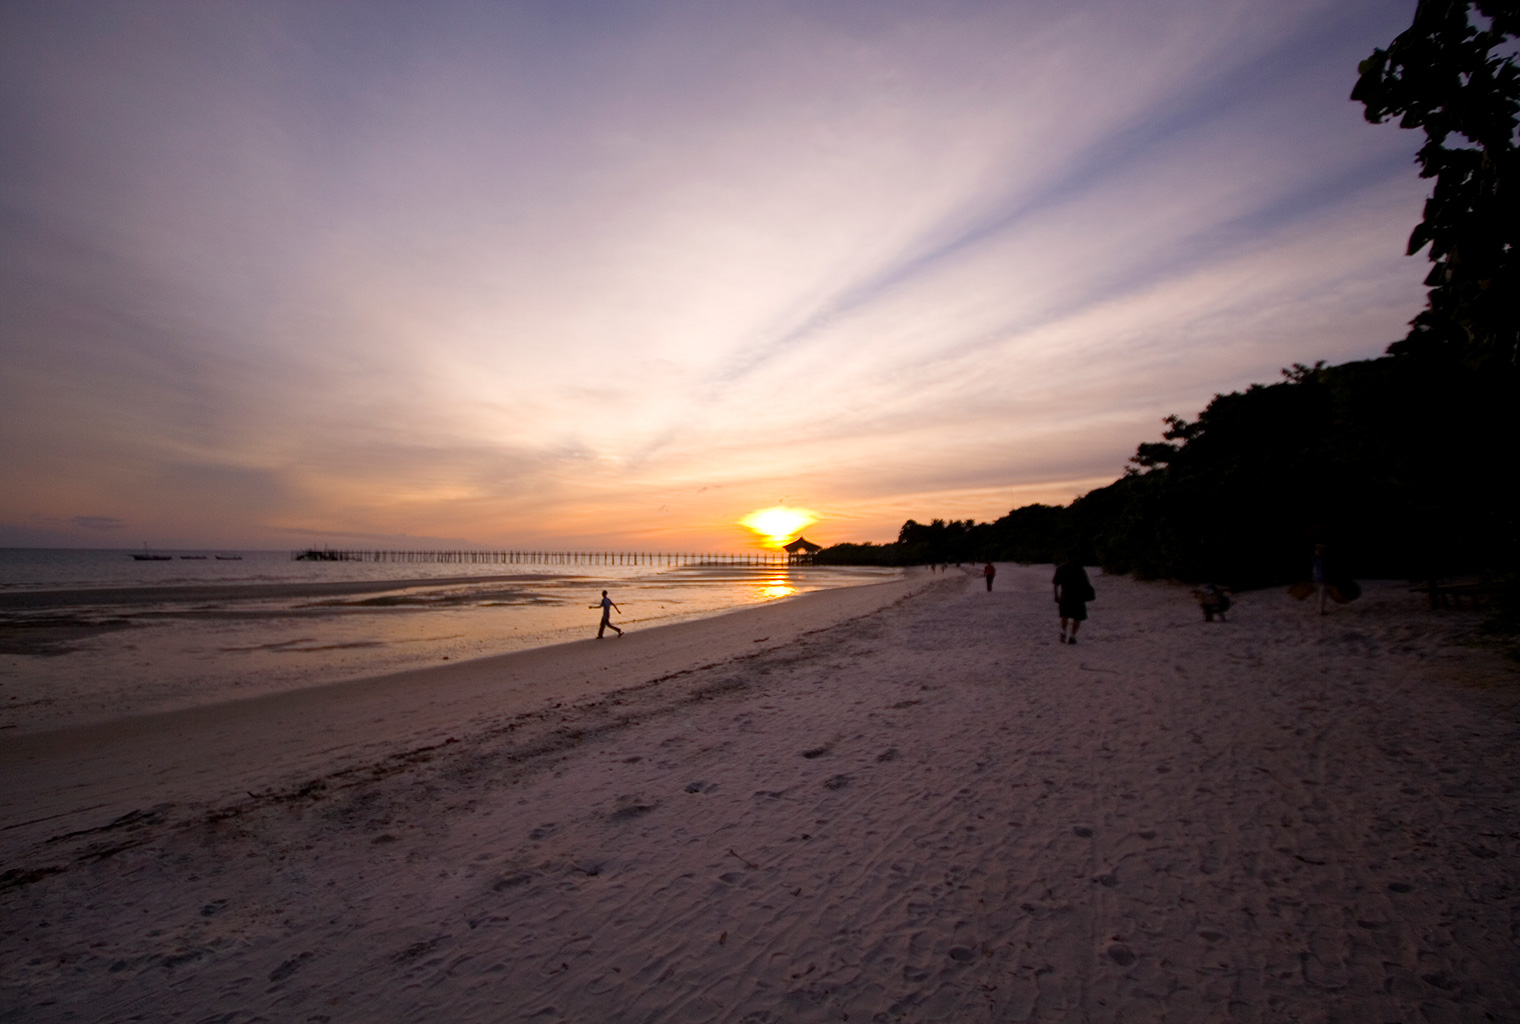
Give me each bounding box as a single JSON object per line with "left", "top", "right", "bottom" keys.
{"left": 748, "top": 566, "right": 801, "bottom": 602}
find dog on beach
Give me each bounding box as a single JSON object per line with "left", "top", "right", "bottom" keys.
{"left": 1193, "top": 584, "right": 1231, "bottom": 622}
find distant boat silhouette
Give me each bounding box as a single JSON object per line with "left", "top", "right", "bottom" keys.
{"left": 133, "top": 542, "right": 171, "bottom": 561}
{"left": 215, "top": 554, "right": 243, "bottom": 560}
{"left": 180, "top": 555, "right": 207, "bottom": 560}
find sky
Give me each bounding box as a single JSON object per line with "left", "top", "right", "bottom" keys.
{"left": 1, "top": 0, "right": 1433, "bottom": 551}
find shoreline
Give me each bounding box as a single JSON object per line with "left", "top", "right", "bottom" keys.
{"left": 0, "top": 563, "right": 909, "bottom": 735}
{"left": 0, "top": 560, "right": 857, "bottom": 610}
{"left": 0, "top": 570, "right": 943, "bottom": 849}
{"left": 0, "top": 573, "right": 581, "bottom": 611}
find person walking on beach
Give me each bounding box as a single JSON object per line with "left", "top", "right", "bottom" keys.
{"left": 1303, "top": 542, "right": 1360, "bottom": 614}
{"left": 592, "top": 590, "right": 623, "bottom": 638}
{"left": 1312, "top": 543, "right": 1329, "bottom": 615}
{"left": 1053, "top": 557, "right": 1094, "bottom": 644}
{"left": 983, "top": 562, "right": 996, "bottom": 591}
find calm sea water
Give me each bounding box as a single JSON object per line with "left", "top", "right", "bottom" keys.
{"left": 0, "top": 548, "right": 900, "bottom": 734}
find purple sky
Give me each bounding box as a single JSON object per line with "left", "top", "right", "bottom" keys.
{"left": 1, "top": 0, "right": 1430, "bottom": 550}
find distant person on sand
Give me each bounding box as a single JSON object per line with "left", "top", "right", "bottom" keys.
{"left": 592, "top": 590, "right": 623, "bottom": 638}
{"left": 1312, "top": 543, "right": 1329, "bottom": 615}
{"left": 983, "top": 563, "right": 996, "bottom": 591}
{"left": 1052, "top": 557, "right": 1094, "bottom": 644}
{"left": 1301, "top": 542, "right": 1360, "bottom": 613}
{"left": 1193, "top": 583, "right": 1231, "bottom": 622}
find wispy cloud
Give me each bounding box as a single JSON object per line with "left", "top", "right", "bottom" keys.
{"left": 0, "top": 0, "right": 1428, "bottom": 547}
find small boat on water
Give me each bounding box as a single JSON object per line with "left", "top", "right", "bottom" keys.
{"left": 180, "top": 555, "right": 207, "bottom": 560}
{"left": 133, "top": 543, "right": 171, "bottom": 561}
{"left": 215, "top": 554, "right": 243, "bottom": 560}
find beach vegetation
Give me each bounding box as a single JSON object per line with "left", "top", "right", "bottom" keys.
{"left": 819, "top": 353, "right": 1515, "bottom": 588}
{"left": 1352, "top": 0, "right": 1519, "bottom": 370}
{"left": 811, "top": 541, "right": 905, "bottom": 566}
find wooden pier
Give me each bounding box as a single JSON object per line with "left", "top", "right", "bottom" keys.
{"left": 292, "top": 549, "right": 794, "bottom": 566}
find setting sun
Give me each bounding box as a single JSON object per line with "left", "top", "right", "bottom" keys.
{"left": 739, "top": 506, "right": 817, "bottom": 548}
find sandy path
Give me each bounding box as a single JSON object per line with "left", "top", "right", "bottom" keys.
{"left": 2, "top": 565, "right": 1517, "bottom": 1022}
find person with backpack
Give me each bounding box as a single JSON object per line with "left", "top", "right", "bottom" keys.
{"left": 1052, "top": 557, "right": 1094, "bottom": 644}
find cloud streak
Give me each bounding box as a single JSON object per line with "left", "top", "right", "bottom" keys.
{"left": 0, "top": 0, "right": 1429, "bottom": 549}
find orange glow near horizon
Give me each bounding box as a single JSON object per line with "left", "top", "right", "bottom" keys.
{"left": 739, "top": 506, "right": 817, "bottom": 549}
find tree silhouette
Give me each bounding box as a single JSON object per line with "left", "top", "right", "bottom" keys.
{"left": 1352, "top": 0, "right": 1519, "bottom": 368}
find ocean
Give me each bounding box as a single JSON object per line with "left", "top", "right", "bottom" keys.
{"left": 0, "top": 548, "right": 900, "bottom": 735}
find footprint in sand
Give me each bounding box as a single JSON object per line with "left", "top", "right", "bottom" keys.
{"left": 392, "top": 937, "right": 445, "bottom": 963}
{"left": 608, "top": 802, "right": 656, "bottom": 820}
{"left": 1020, "top": 901, "right": 1069, "bottom": 921}
{"left": 268, "top": 950, "right": 314, "bottom": 981}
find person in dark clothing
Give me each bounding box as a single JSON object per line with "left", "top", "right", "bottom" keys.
{"left": 592, "top": 590, "right": 623, "bottom": 638}
{"left": 983, "top": 563, "right": 996, "bottom": 591}
{"left": 1312, "top": 543, "right": 1329, "bottom": 615}
{"left": 1052, "top": 559, "right": 1093, "bottom": 644}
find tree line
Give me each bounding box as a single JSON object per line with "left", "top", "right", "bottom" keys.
{"left": 817, "top": 354, "right": 1514, "bottom": 587}
{"left": 819, "top": 2, "right": 1517, "bottom": 589}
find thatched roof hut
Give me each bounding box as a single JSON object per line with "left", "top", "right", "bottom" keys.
{"left": 784, "top": 536, "right": 823, "bottom": 564}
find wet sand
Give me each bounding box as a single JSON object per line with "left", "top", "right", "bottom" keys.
{"left": 2, "top": 565, "right": 1517, "bottom": 1022}
{"left": 0, "top": 575, "right": 562, "bottom": 612}
{"left": 1, "top": 563, "right": 899, "bottom": 735}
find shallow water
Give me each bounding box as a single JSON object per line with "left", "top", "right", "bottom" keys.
{"left": 0, "top": 549, "right": 900, "bottom": 733}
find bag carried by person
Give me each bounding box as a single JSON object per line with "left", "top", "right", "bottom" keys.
{"left": 1329, "top": 578, "right": 1361, "bottom": 603}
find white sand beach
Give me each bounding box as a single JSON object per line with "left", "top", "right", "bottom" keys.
{"left": 2, "top": 564, "right": 1517, "bottom": 1023}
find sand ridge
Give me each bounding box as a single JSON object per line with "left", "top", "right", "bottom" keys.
{"left": 2, "top": 565, "right": 1518, "bottom": 1022}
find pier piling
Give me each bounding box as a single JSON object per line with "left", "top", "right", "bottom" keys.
{"left": 291, "top": 548, "right": 793, "bottom": 566}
